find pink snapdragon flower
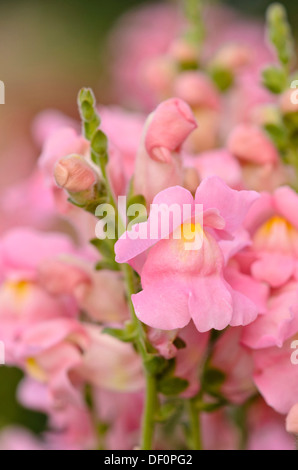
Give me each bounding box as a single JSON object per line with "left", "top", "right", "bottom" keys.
{"left": 249, "top": 334, "right": 298, "bottom": 414}
{"left": 0, "top": 428, "right": 45, "bottom": 451}
{"left": 227, "top": 124, "right": 279, "bottom": 165}
{"left": 18, "top": 378, "right": 96, "bottom": 450}
{"left": 116, "top": 177, "right": 259, "bottom": 332}
{"left": 38, "top": 257, "right": 128, "bottom": 324}
{"left": 16, "top": 317, "right": 89, "bottom": 408}
{"left": 71, "top": 325, "right": 144, "bottom": 393}
{"left": 0, "top": 228, "right": 79, "bottom": 357}
{"left": 97, "top": 389, "right": 143, "bottom": 450}
{"left": 242, "top": 281, "right": 298, "bottom": 349}
{"left": 134, "top": 98, "right": 197, "bottom": 205}
{"left": 210, "top": 327, "right": 256, "bottom": 404}
{"left": 185, "top": 149, "right": 243, "bottom": 190}
{"left": 244, "top": 186, "right": 298, "bottom": 288}
{"left": 246, "top": 398, "right": 295, "bottom": 450}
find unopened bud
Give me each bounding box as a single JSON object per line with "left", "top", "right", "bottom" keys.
{"left": 173, "top": 71, "right": 220, "bottom": 110}
{"left": 212, "top": 44, "right": 251, "bottom": 71}
{"left": 145, "top": 98, "right": 197, "bottom": 161}
{"left": 227, "top": 124, "right": 279, "bottom": 165}
{"left": 169, "top": 38, "right": 199, "bottom": 64}
{"left": 54, "top": 154, "right": 98, "bottom": 193}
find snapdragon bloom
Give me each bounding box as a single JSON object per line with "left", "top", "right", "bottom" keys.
{"left": 244, "top": 186, "right": 298, "bottom": 288}
{"left": 134, "top": 97, "right": 197, "bottom": 205}
{"left": 116, "top": 177, "right": 260, "bottom": 332}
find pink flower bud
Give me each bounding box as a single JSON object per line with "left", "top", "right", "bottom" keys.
{"left": 145, "top": 98, "right": 197, "bottom": 162}
{"left": 286, "top": 404, "right": 298, "bottom": 434}
{"left": 212, "top": 44, "right": 251, "bottom": 71}
{"left": 168, "top": 38, "right": 199, "bottom": 64}
{"left": 134, "top": 98, "right": 197, "bottom": 205}
{"left": 54, "top": 154, "right": 98, "bottom": 193}
{"left": 173, "top": 72, "right": 220, "bottom": 110}
{"left": 38, "top": 258, "right": 91, "bottom": 296}
{"left": 227, "top": 124, "right": 279, "bottom": 165}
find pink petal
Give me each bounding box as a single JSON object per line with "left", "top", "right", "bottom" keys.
{"left": 145, "top": 98, "right": 197, "bottom": 160}
{"left": 274, "top": 186, "right": 298, "bottom": 231}
{"left": 195, "top": 176, "right": 259, "bottom": 234}
{"left": 252, "top": 253, "right": 294, "bottom": 287}
{"left": 115, "top": 185, "right": 193, "bottom": 263}
{"left": 132, "top": 278, "right": 191, "bottom": 330}
{"left": 189, "top": 275, "right": 233, "bottom": 332}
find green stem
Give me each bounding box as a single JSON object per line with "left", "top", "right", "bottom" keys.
{"left": 187, "top": 398, "right": 202, "bottom": 450}
{"left": 82, "top": 96, "right": 159, "bottom": 450}
{"left": 122, "top": 262, "right": 157, "bottom": 450}
{"left": 121, "top": 263, "right": 147, "bottom": 356}
{"left": 141, "top": 371, "right": 157, "bottom": 450}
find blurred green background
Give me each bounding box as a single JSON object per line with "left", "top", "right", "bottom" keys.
{"left": 0, "top": 0, "right": 297, "bottom": 437}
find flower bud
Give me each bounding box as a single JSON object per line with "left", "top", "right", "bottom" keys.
{"left": 134, "top": 98, "right": 197, "bottom": 205}
{"left": 168, "top": 38, "right": 199, "bottom": 64}
{"left": 212, "top": 44, "right": 251, "bottom": 71}
{"left": 227, "top": 124, "right": 279, "bottom": 165}
{"left": 54, "top": 154, "right": 98, "bottom": 193}
{"left": 144, "top": 97, "right": 197, "bottom": 162}
{"left": 173, "top": 72, "right": 220, "bottom": 110}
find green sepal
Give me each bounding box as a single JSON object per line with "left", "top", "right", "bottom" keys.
{"left": 155, "top": 402, "right": 178, "bottom": 422}
{"left": 264, "top": 122, "right": 288, "bottom": 153}
{"left": 102, "top": 323, "right": 138, "bottom": 343}
{"left": 201, "top": 367, "right": 226, "bottom": 396}
{"left": 95, "top": 259, "right": 120, "bottom": 272}
{"left": 90, "top": 238, "right": 115, "bottom": 259}
{"left": 262, "top": 66, "right": 287, "bottom": 94}
{"left": 209, "top": 66, "right": 234, "bottom": 92}
{"left": 158, "top": 377, "right": 189, "bottom": 396}
{"left": 144, "top": 355, "right": 168, "bottom": 375}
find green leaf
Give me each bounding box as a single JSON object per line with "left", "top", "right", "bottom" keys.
{"left": 144, "top": 355, "right": 168, "bottom": 375}
{"left": 264, "top": 122, "right": 288, "bottom": 152}
{"left": 209, "top": 66, "right": 234, "bottom": 92}
{"left": 158, "top": 377, "right": 189, "bottom": 396}
{"left": 90, "top": 238, "right": 115, "bottom": 258}
{"left": 126, "top": 193, "right": 148, "bottom": 226}
{"left": 95, "top": 259, "right": 120, "bottom": 271}
{"left": 127, "top": 194, "right": 146, "bottom": 208}
{"left": 102, "top": 326, "right": 137, "bottom": 343}
{"left": 202, "top": 367, "right": 226, "bottom": 394}
{"left": 283, "top": 112, "right": 298, "bottom": 133}
{"left": 195, "top": 399, "right": 228, "bottom": 413}
{"left": 262, "top": 66, "right": 287, "bottom": 94}
{"left": 155, "top": 402, "right": 178, "bottom": 422}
